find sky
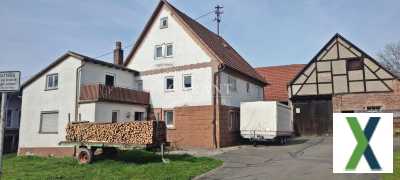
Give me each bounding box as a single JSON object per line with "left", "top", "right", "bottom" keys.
{"left": 1, "top": 0, "right": 400, "bottom": 81}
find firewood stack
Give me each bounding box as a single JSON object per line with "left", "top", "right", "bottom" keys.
{"left": 66, "top": 121, "right": 166, "bottom": 145}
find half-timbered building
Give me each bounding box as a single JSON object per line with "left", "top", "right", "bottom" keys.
{"left": 289, "top": 33, "right": 400, "bottom": 135}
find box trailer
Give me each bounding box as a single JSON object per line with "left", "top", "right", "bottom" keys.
{"left": 240, "top": 101, "right": 293, "bottom": 144}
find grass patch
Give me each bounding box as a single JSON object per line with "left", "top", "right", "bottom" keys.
{"left": 382, "top": 150, "right": 400, "bottom": 180}
{"left": 2, "top": 150, "right": 222, "bottom": 180}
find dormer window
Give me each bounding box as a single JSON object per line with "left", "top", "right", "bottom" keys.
{"left": 160, "top": 17, "right": 168, "bottom": 29}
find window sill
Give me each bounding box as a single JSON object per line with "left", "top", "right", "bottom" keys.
{"left": 165, "top": 89, "right": 174, "bottom": 93}
{"left": 167, "top": 127, "right": 176, "bottom": 130}
{"left": 38, "top": 132, "right": 58, "bottom": 134}
{"left": 45, "top": 88, "right": 58, "bottom": 91}
{"left": 183, "top": 88, "right": 192, "bottom": 91}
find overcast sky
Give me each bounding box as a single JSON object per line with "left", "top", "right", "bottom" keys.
{"left": 1, "top": 0, "right": 399, "bottom": 81}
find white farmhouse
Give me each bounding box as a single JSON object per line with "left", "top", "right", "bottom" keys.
{"left": 18, "top": 0, "right": 266, "bottom": 156}
{"left": 124, "top": 0, "right": 266, "bottom": 148}
{"left": 19, "top": 47, "right": 148, "bottom": 156}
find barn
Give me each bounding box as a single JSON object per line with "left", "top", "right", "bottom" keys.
{"left": 288, "top": 33, "right": 400, "bottom": 135}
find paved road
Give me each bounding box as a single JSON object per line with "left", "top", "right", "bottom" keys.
{"left": 197, "top": 136, "right": 390, "bottom": 180}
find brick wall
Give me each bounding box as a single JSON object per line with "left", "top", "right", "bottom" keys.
{"left": 18, "top": 147, "right": 75, "bottom": 157}
{"left": 332, "top": 80, "right": 400, "bottom": 124}
{"left": 219, "top": 106, "right": 240, "bottom": 147}
{"left": 149, "top": 106, "right": 216, "bottom": 149}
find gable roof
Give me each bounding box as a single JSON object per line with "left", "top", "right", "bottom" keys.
{"left": 289, "top": 33, "right": 400, "bottom": 85}
{"left": 256, "top": 64, "right": 305, "bottom": 102}
{"left": 22, "top": 51, "right": 138, "bottom": 89}
{"left": 124, "top": 0, "right": 266, "bottom": 85}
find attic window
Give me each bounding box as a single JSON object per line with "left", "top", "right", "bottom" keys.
{"left": 346, "top": 58, "right": 363, "bottom": 71}
{"left": 160, "top": 17, "right": 168, "bottom": 29}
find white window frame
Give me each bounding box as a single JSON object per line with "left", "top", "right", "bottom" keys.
{"left": 39, "top": 111, "right": 59, "bottom": 134}
{"left": 164, "top": 110, "right": 174, "bottom": 128}
{"left": 183, "top": 74, "right": 192, "bottom": 90}
{"left": 46, "top": 73, "right": 59, "bottom": 90}
{"left": 155, "top": 45, "right": 163, "bottom": 59}
{"left": 165, "top": 43, "right": 173, "bottom": 57}
{"left": 160, "top": 17, "right": 168, "bottom": 29}
{"left": 165, "top": 76, "right": 174, "bottom": 91}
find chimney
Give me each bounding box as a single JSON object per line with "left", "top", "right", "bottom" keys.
{"left": 114, "top": 41, "right": 123, "bottom": 65}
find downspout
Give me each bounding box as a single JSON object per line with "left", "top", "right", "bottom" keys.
{"left": 212, "top": 63, "right": 225, "bottom": 148}
{"left": 75, "top": 62, "right": 86, "bottom": 122}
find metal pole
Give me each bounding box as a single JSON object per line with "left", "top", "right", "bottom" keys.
{"left": 0, "top": 92, "right": 7, "bottom": 175}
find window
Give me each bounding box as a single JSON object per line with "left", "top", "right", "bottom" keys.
{"left": 166, "top": 44, "right": 173, "bottom": 57}
{"left": 46, "top": 74, "right": 58, "bottom": 90}
{"left": 165, "top": 76, "right": 174, "bottom": 91}
{"left": 6, "top": 110, "right": 12, "bottom": 128}
{"left": 160, "top": 17, "right": 168, "bottom": 29}
{"left": 155, "top": 45, "right": 163, "bottom": 59}
{"left": 164, "top": 111, "right": 174, "bottom": 128}
{"left": 346, "top": 58, "right": 363, "bottom": 71}
{"left": 135, "top": 112, "right": 144, "bottom": 121}
{"left": 105, "top": 74, "right": 115, "bottom": 86}
{"left": 183, "top": 74, "right": 192, "bottom": 90}
{"left": 367, "top": 106, "right": 382, "bottom": 112}
{"left": 246, "top": 83, "right": 250, "bottom": 93}
{"left": 136, "top": 80, "right": 143, "bottom": 91}
{"left": 112, "top": 111, "right": 119, "bottom": 123}
{"left": 227, "top": 76, "right": 237, "bottom": 93}
{"left": 40, "top": 111, "right": 58, "bottom": 133}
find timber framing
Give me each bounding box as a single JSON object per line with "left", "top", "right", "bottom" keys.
{"left": 289, "top": 33, "right": 399, "bottom": 98}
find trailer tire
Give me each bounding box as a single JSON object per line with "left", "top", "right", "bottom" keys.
{"left": 77, "top": 148, "right": 93, "bottom": 164}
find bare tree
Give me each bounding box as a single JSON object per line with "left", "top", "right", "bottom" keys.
{"left": 377, "top": 41, "right": 400, "bottom": 76}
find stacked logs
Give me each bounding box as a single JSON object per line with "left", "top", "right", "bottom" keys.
{"left": 66, "top": 121, "right": 166, "bottom": 145}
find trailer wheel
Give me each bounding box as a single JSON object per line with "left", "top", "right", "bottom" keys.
{"left": 77, "top": 148, "right": 93, "bottom": 164}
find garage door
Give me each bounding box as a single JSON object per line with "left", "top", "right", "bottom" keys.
{"left": 292, "top": 98, "right": 332, "bottom": 135}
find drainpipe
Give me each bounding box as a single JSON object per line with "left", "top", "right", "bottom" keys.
{"left": 213, "top": 63, "right": 225, "bottom": 149}
{"left": 75, "top": 62, "right": 86, "bottom": 122}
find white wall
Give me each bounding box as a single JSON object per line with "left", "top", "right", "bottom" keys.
{"left": 220, "top": 72, "right": 263, "bottom": 107}
{"left": 80, "top": 63, "right": 138, "bottom": 90}
{"left": 19, "top": 56, "right": 81, "bottom": 147}
{"left": 92, "top": 102, "right": 146, "bottom": 123}
{"left": 140, "top": 67, "right": 213, "bottom": 108}
{"left": 126, "top": 6, "right": 212, "bottom": 71}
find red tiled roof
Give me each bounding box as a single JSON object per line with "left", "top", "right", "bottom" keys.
{"left": 124, "top": 0, "right": 266, "bottom": 85}
{"left": 256, "top": 64, "right": 306, "bottom": 102}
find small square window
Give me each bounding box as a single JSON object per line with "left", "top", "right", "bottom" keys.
{"left": 346, "top": 58, "right": 363, "bottom": 71}
{"left": 164, "top": 110, "right": 174, "bottom": 128}
{"left": 46, "top": 74, "right": 58, "bottom": 90}
{"left": 160, "top": 17, "right": 168, "bottom": 29}
{"left": 40, "top": 111, "right": 58, "bottom": 133}
{"left": 135, "top": 112, "right": 144, "bottom": 121}
{"left": 155, "top": 46, "right": 163, "bottom": 59}
{"left": 183, "top": 75, "right": 192, "bottom": 90}
{"left": 166, "top": 44, "right": 173, "bottom": 57}
{"left": 165, "top": 76, "right": 174, "bottom": 91}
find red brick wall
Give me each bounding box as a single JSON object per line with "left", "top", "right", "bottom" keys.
{"left": 18, "top": 147, "right": 75, "bottom": 157}
{"left": 332, "top": 80, "right": 400, "bottom": 123}
{"left": 219, "top": 106, "right": 240, "bottom": 147}
{"left": 148, "top": 106, "right": 216, "bottom": 149}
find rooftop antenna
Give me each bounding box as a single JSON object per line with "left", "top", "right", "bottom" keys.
{"left": 214, "top": 5, "right": 223, "bottom": 36}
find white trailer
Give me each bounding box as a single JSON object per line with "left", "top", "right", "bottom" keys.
{"left": 240, "top": 101, "right": 293, "bottom": 145}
